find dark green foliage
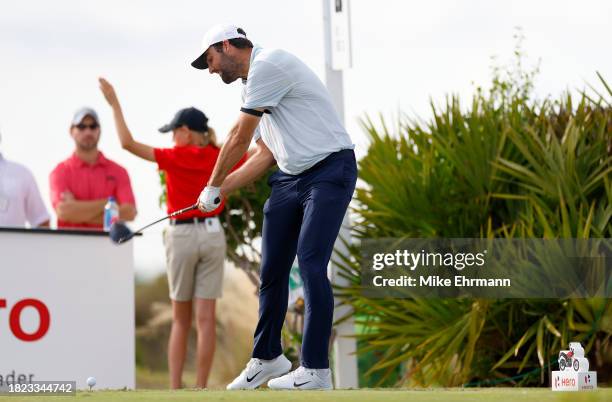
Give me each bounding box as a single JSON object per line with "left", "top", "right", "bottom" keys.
{"left": 336, "top": 48, "right": 611, "bottom": 386}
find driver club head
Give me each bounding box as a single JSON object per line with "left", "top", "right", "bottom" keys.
{"left": 109, "top": 221, "right": 134, "bottom": 244}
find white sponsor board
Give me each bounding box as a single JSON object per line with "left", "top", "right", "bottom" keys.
{"left": 551, "top": 371, "right": 597, "bottom": 391}
{"left": 0, "top": 229, "right": 135, "bottom": 390}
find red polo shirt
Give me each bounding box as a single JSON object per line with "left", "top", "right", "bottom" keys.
{"left": 49, "top": 152, "right": 136, "bottom": 229}
{"left": 154, "top": 144, "right": 246, "bottom": 219}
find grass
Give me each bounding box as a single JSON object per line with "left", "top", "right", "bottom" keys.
{"left": 1, "top": 388, "right": 610, "bottom": 402}
{"left": 135, "top": 367, "right": 198, "bottom": 389}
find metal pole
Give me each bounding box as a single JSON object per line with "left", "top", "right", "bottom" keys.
{"left": 323, "top": 0, "right": 359, "bottom": 389}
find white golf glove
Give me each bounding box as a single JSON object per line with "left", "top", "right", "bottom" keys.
{"left": 198, "top": 186, "right": 222, "bottom": 212}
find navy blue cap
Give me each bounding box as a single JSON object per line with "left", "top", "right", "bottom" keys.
{"left": 159, "top": 107, "right": 208, "bottom": 133}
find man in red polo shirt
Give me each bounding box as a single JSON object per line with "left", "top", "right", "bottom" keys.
{"left": 49, "top": 107, "right": 137, "bottom": 229}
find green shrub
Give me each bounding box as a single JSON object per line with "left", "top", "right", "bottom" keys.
{"left": 336, "top": 46, "right": 611, "bottom": 386}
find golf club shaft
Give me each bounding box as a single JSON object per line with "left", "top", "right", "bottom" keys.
{"left": 131, "top": 203, "right": 199, "bottom": 236}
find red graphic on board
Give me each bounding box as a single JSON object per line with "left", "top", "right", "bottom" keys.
{"left": 0, "top": 298, "right": 51, "bottom": 341}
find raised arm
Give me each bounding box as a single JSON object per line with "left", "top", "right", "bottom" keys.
{"left": 98, "top": 77, "right": 155, "bottom": 162}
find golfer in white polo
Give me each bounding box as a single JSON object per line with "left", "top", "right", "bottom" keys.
{"left": 192, "top": 24, "right": 357, "bottom": 390}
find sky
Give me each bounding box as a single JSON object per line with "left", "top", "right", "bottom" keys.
{"left": 1, "top": 0, "right": 610, "bottom": 277}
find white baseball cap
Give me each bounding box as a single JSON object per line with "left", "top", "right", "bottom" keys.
{"left": 191, "top": 24, "right": 247, "bottom": 70}
{"left": 71, "top": 107, "right": 99, "bottom": 126}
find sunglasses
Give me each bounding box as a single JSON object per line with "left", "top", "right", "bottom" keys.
{"left": 76, "top": 123, "right": 99, "bottom": 130}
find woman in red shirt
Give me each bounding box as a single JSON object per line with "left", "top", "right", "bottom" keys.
{"left": 99, "top": 78, "right": 245, "bottom": 389}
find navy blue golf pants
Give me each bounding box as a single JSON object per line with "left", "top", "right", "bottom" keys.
{"left": 252, "top": 149, "right": 357, "bottom": 368}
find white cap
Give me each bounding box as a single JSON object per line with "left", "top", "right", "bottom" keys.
{"left": 191, "top": 24, "right": 247, "bottom": 70}
{"left": 71, "top": 107, "right": 99, "bottom": 126}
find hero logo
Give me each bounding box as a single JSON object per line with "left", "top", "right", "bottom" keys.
{"left": 561, "top": 378, "right": 576, "bottom": 387}
{"left": 554, "top": 376, "right": 577, "bottom": 388}
{"left": 0, "top": 298, "right": 50, "bottom": 341}
{"left": 555, "top": 377, "right": 576, "bottom": 387}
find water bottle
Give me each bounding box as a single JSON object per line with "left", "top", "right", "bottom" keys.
{"left": 103, "top": 196, "right": 119, "bottom": 231}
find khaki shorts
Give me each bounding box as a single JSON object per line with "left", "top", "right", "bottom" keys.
{"left": 162, "top": 218, "right": 226, "bottom": 301}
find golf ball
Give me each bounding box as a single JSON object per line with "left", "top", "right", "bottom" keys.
{"left": 86, "top": 377, "right": 96, "bottom": 387}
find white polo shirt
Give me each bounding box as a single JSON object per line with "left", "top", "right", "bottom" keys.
{"left": 242, "top": 45, "right": 354, "bottom": 175}
{"left": 0, "top": 153, "right": 50, "bottom": 227}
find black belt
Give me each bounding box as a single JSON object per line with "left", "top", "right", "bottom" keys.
{"left": 169, "top": 216, "right": 217, "bottom": 225}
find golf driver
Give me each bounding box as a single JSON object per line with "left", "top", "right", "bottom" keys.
{"left": 109, "top": 202, "right": 205, "bottom": 244}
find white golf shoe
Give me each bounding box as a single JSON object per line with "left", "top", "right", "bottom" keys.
{"left": 267, "top": 366, "right": 333, "bottom": 390}
{"left": 226, "top": 355, "right": 292, "bottom": 390}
